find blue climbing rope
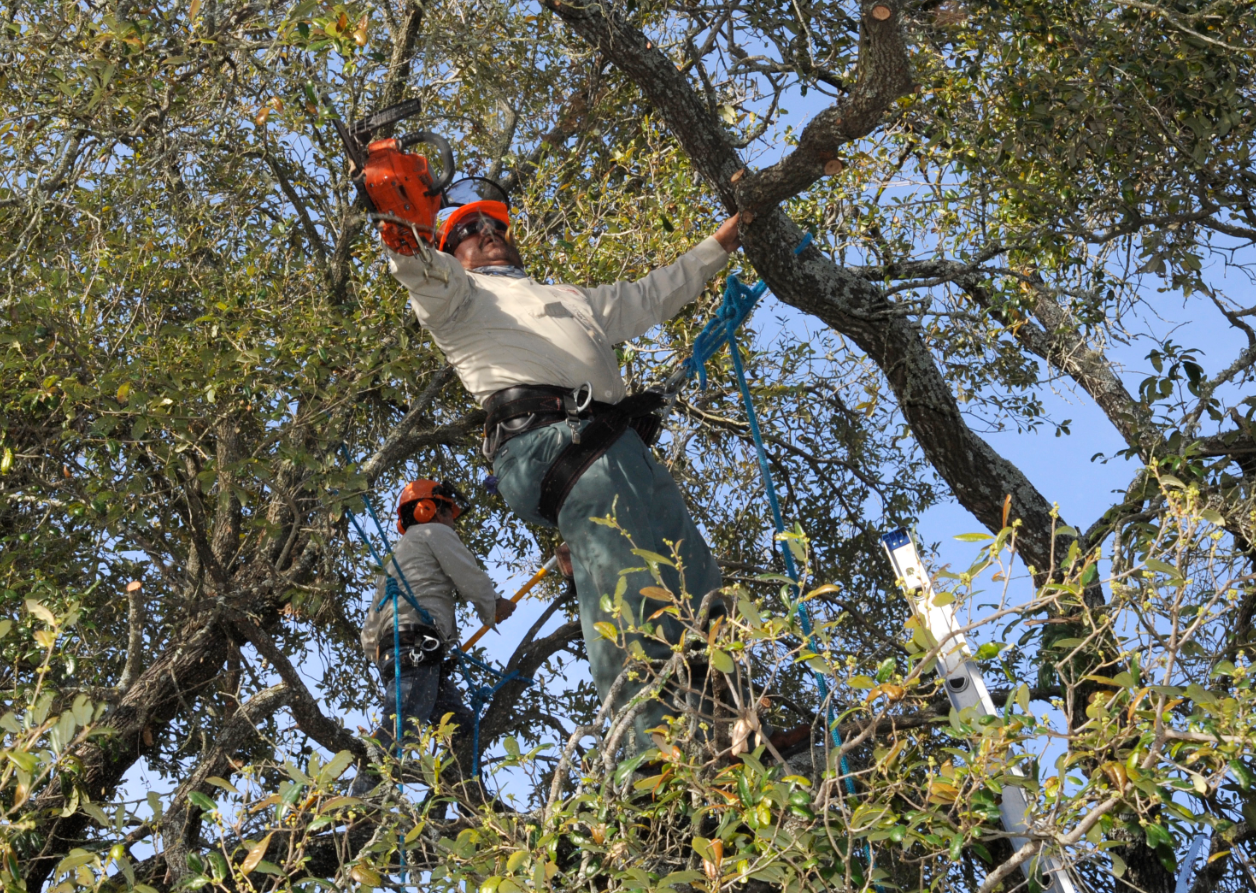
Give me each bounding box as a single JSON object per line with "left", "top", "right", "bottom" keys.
{"left": 680, "top": 238, "right": 856, "bottom": 768}
{"left": 676, "top": 233, "right": 878, "bottom": 879}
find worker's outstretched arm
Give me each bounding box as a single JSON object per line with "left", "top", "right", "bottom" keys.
{"left": 386, "top": 247, "right": 472, "bottom": 330}
{"left": 582, "top": 214, "right": 741, "bottom": 344}
{"left": 424, "top": 524, "right": 502, "bottom": 629}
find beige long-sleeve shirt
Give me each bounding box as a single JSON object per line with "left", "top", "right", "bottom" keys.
{"left": 360, "top": 522, "right": 500, "bottom": 660}
{"left": 386, "top": 237, "right": 731, "bottom": 405}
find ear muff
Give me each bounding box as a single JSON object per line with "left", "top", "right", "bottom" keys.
{"left": 411, "top": 498, "right": 438, "bottom": 524}
{"left": 397, "top": 498, "right": 439, "bottom": 533}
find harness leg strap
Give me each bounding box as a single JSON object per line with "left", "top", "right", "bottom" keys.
{"left": 537, "top": 391, "right": 665, "bottom": 525}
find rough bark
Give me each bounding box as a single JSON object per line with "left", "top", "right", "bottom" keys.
{"left": 546, "top": 0, "right": 1078, "bottom": 577}
{"left": 160, "top": 684, "right": 291, "bottom": 884}
{"left": 26, "top": 618, "right": 232, "bottom": 891}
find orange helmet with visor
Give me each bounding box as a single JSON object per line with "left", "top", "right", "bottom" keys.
{"left": 396, "top": 479, "right": 467, "bottom": 532}
{"left": 437, "top": 177, "right": 511, "bottom": 254}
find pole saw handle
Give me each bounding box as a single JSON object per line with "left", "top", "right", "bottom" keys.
{"left": 461, "top": 554, "right": 560, "bottom": 652}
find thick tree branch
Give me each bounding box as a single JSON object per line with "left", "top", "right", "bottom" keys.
{"left": 735, "top": 2, "right": 913, "bottom": 212}
{"left": 160, "top": 683, "right": 291, "bottom": 884}
{"left": 117, "top": 584, "right": 147, "bottom": 692}
{"left": 360, "top": 364, "right": 459, "bottom": 483}
{"left": 227, "top": 611, "right": 367, "bottom": 761}
{"left": 477, "top": 620, "right": 583, "bottom": 749}
{"left": 212, "top": 417, "right": 243, "bottom": 569}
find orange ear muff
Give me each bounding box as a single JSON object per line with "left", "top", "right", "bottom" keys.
{"left": 397, "top": 498, "right": 439, "bottom": 533}
{"left": 411, "top": 499, "right": 438, "bottom": 524}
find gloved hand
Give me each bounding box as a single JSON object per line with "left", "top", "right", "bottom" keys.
{"left": 494, "top": 597, "right": 516, "bottom": 624}
{"left": 379, "top": 220, "right": 419, "bottom": 256}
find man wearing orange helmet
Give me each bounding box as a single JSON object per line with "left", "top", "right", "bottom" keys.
{"left": 351, "top": 479, "right": 514, "bottom": 794}
{"left": 385, "top": 178, "right": 741, "bottom": 750}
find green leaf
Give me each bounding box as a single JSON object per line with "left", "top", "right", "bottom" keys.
{"left": 25, "top": 599, "right": 56, "bottom": 626}
{"left": 954, "top": 532, "right": 993, "bottom": 542}
{"left": 660, "top": 870, "right": 705, "bottom": 888}
{"left": 187, "top": 792, "right": 217, "bottom": 812}
{"left": 7, "top": 748, "right": 39, "bottom": 774}
{"left": 319, "top": 750, "right": 354, "bottom": 783}
{"left": 614, "top": 751, "right": 651, "bottom": 785}
{"left": 205, "top": 776, "right": 239, "bottom": 794}
{"left": 1229, "top": 760, "right": 1255, "bottom": 790}
{"left": 1184, "top": 683, "right": 1218, "bottom": 707}
{"left": 593, "top": 621, "right": 618, "bottom": 641}
{"left": 1143, "top": 822, "right": 1172, "bottom": 849}
{"left": 1015, "top": 683, "right": 1031, "bottom": 714}
{"left": 630, "top": 548, "right": 675, "bottom": 568}
{"left": 1143, "top": 558, "right": 1180, "bottom": 576}
{"left": 875, "top": 657, "right": 896, "bottom": 682}
{"left": 710, "top": 649, "right": 735, "bottom": 674}
{"left": 975, "top": 642, "right": 1007, "bottom": 660}
{"left": 737, "top": 597, "right": 762, "bottom": 628}
{"left": 848, "top": 674, "right": 876, "bottom": 689}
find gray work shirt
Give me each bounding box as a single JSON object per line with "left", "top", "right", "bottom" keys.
{"left": 360, "top": 522, "right": 499, "bottom": 660}
{"left": 386, "top": 237, "right": 730, "bottom": 405}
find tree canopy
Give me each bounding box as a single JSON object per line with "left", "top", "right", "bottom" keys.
{"left": 2, "top": 2, "right": 1254, "bottom": 893}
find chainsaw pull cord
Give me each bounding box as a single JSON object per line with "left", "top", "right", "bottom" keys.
{"left": 676, "top": 232, "right": 879, "bottom": 883}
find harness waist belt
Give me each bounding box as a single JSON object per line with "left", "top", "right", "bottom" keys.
{"left": 484, "top": 384, "right": 667, "bottom": 523}
{"left": 376, "top": 622, "right": 447, "bottom": 668}
{"left": 484, "top": 385, "right": 575, "bottom": 428}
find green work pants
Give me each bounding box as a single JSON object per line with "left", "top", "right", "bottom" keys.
{"left": 492, "top": 419, "right": 723, "bottom": 750}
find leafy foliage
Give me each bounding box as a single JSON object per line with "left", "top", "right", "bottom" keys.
{"left": 2, "top": 1, "right": 1255, "bottom": 892}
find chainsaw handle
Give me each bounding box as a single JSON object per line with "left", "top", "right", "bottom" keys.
{"left": 398, "top": 131, "right": 455, "bottom": 196}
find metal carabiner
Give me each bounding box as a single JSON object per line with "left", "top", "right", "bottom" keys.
{"left": 572, "top": 382, "right": 594, "bottom": 413}
{"left": 564, "top": 382, "right": 593, "bottom": 445}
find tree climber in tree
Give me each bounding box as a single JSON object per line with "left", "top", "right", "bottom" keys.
{"left": 350, "top": 479, "right": 515, "bottom": 795}
{"left": 383, "top": 181, "right": 742, "bottom": 752}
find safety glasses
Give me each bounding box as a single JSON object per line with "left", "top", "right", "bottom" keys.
{"left": 444, "top": 216, "right": 507, "bottom": 253}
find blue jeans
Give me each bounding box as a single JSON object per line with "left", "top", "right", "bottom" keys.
{"left": 349, "top": 661, "right": 475, "bottom": 795}
{"left": 493, "top": 420, "right": 723, "bottom": 749}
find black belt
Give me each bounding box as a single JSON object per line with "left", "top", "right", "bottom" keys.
{"left": 481, "top": 384, "right": 666, "bottom": 524}
{"left": 483, "top": 384, "right": 604, "bottom": 460}
{"left": 375, "top": 623, "right": 446, "bottom": 668}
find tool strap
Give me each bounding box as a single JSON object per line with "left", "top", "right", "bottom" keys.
{"left": 537, "top": 390, "right": 665, "bottom": 524}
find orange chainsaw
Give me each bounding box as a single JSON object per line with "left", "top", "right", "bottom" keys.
{"left": 327, "top": 97, "right": 455, "bottom": 255}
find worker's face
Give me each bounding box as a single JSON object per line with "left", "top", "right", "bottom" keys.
{"left": 451, "top": 215, "right": 524, "bottom": 271}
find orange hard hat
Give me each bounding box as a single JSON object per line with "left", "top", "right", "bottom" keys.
{"left": 437, "top": 177, "right": 512, "bottom": 254}
{"left": 437, "top": 200, "right": 510, "bottom": 254}
{"left": 397, "top": 479, "right": 464, "bottom": 533}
